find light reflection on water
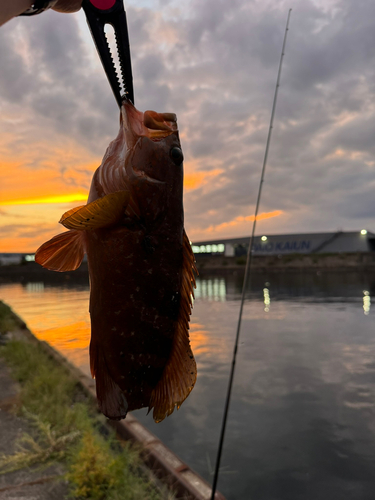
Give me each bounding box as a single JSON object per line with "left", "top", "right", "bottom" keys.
{"left": 0, "top": 282, "right": 91, "bottom": 373}
{"left": 1, "top": 271, "right": 375, "bottom": 500}
{"left": 195, "top": 278, "right": 226, "bottom": 302}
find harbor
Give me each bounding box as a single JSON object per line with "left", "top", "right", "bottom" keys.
{"left": 1, "top": 268, "right": 375, "bottom": 499}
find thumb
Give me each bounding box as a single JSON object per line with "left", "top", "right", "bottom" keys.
{"left": 52, "top": 0, "right": 82, "bottom": 13}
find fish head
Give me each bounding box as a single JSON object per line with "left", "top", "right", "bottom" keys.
{"left": 122, "top": 101, "right": 183, "bottom": 181}
{"left": 121, "top": 100, "right": 185, "bottom": 226}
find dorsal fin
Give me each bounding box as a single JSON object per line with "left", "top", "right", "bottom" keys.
{"left": 35, "top": 230, "right": 85, "bottom": 272}
{"left": 149, "top": 229, "right": 198, "bottom": 422}
{"left": 60, "top": 191, "right": 130, "bottom": 231}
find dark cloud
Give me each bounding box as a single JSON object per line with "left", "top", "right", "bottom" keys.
{"left": 2, "top": 0, "right": 375, "bottom": 239}
{"left": 0, "top": 27, "right": 35, "bottom": 102}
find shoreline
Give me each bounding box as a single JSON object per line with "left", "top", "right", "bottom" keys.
{"left": 195, "top": 252, "right": 375, "bottom": 275}
{"left": 2, "top": 252, "right": 375, "bottom": 284}
{"left": 0, "top": 301, "right": 225, "bottom": 500}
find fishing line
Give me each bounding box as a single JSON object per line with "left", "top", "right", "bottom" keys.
{"left": 210, "top": 9, "right": 292, "bottom": 499}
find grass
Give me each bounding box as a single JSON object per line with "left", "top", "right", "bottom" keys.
{"left": 0, "top": 301, "right": 164, "bottom": 500}
{"left": 0, "top": 301, "right": 26, "bottom": 333}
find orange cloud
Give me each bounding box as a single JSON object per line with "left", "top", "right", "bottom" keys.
{"left": 0, "top": 161, "right": 94, "bottom": 205}
{"left": 325, "top": 148, "right": 366, "bottom": 161}
{"left": 0, "top": 203, "right": 77, "bottom": 253}
{"left": 0, "top": 222, "right": 62, "bottom": 253}
{"left": 206, "top": 210, "right": 284, "bottom": 233}
{"left": 184, "top": 168, "right": 223, "bottom": 191}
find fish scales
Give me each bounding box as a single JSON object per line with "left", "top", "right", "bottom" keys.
{"left": 35, "top": 101, "right": 197, "bottom": 423}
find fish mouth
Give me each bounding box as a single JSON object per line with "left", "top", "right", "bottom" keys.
{"left": 121, "top": 99, "right": 178, "bottom": 149}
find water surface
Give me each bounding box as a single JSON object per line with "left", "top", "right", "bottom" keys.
{"left": 1, "top": 270, "right": 375, "bottom": 500}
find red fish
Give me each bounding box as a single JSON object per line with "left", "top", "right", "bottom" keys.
{"left": 35, "top": 101, "right": 197, "bottom": 423}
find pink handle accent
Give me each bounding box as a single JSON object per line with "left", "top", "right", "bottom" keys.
{"left": 89, "top": 0, "right": 116, "bottom": 9}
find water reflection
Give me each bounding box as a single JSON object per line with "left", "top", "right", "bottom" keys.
{"left": 1, "top": 271, "right": 375, "bottom": 500}
{"left": 263, "top": 287, "right": 270, "bottom": 312}
{"left": 363, "top": 290, "right": 371, "bottom": 315}
{"left": 195, "top": 278, "right": 226, "bottom": 302}
{"left": 25, "top": 282, "right": 44, "bottom": 293}
{"left": 0, "top": 282, "right": 91, "bottom": 374}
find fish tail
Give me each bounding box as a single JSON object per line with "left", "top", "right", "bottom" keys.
{"left": 90, "top": 341, "right": 128, "bottom": 420}
{"left": 35, "top": 230, "right": 85, "bottom": 272}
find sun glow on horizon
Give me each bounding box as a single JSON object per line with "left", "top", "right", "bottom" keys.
{"left": 0, "top": 193, "right": 88, "bottom": 206}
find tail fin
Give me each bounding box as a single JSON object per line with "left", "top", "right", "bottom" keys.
{"left": 90, "top": 341, "right": 128, "bottom": 420}
{"left": 35, "top": 230, "right": 85, "bottom": 272}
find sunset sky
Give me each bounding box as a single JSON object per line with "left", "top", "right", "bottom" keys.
{"left": 1, "top": 0, "right": 375, "bottom": 252}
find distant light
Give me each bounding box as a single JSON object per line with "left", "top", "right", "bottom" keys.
{"left": 192, "top": 243, "right": 225, "bottom": 254}
{"left": 261, "top": 236, "right": 267, "bottom": 241}
{"left": 361, "top": 229, "right": 367, "bottom": 235}
{"left": 25, "top": 255, "right": 35, "bottom": 262}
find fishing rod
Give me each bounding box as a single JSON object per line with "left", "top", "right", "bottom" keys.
{"left": 210, "top": 9, "right": 292, "bottom": 500}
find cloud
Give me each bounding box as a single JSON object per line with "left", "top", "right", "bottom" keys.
{"left": 2, "top": 0, "right": 375, "bottom": 251}
{"left": 184, "top": 168, "right": 224, "bottom": 191}
{"left": 203, "top": 210, "right": 284, "bottom": 236}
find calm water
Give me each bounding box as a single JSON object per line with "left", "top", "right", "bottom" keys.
{"left": 1, "top": 270, "right": 375, "bottom": 500}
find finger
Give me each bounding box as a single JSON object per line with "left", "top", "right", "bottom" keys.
{"left": 52, "top": 0, "right": 82, "bottom": 13}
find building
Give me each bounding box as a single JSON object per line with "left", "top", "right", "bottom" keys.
{"left": 192, "top": 230, "right": 375, "bottom": 257}
{"left": 0, "top": 253, "right": 34, "bottom": 266}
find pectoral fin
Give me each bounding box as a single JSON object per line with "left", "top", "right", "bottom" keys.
{"left": 149, "top": 230, "right": 198, "bottom": 422}
{"left": 60, "top": 191, "right": 130, "bottom": 231}
{"left": 35, "top": 230, "right": 85, "bottom": 272}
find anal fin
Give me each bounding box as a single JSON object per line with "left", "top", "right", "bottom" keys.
{"left": 35, "top": 230, "right": 85, "bottom": 272}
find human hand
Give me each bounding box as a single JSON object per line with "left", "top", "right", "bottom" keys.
{"left": 0, "top": 0, "right": 83, "bottom": 27}
{"left": 52, "top": 0, "right": 82, "bottom": 13}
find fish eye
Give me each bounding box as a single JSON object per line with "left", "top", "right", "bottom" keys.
{"left": 170, "top": 147, "right": 183, "bottom": 165}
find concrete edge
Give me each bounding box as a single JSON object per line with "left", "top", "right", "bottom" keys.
{"left": 17, "top": 327, "right": 226, "bottom": 500}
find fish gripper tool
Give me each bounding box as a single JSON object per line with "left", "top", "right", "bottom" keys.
{"left": 83, "top": 0, "right": 134, "bottom": 107}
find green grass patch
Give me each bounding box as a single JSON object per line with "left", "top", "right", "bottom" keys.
{"left": 0, "top": 325, "right": 163, "bottom": 499}
{"left": 0, "top": 301, "right": 26, "bottom": 334}
{"left": 67, "top": 432, "right": 161, "bottom": 500}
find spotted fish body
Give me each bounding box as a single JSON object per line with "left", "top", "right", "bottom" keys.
{"left": 36, "top": 101, "right": 197, "bottom": 422}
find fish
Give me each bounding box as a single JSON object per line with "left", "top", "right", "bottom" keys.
{"left": 35, "top": 100, "right": 197, "bottom": 423}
